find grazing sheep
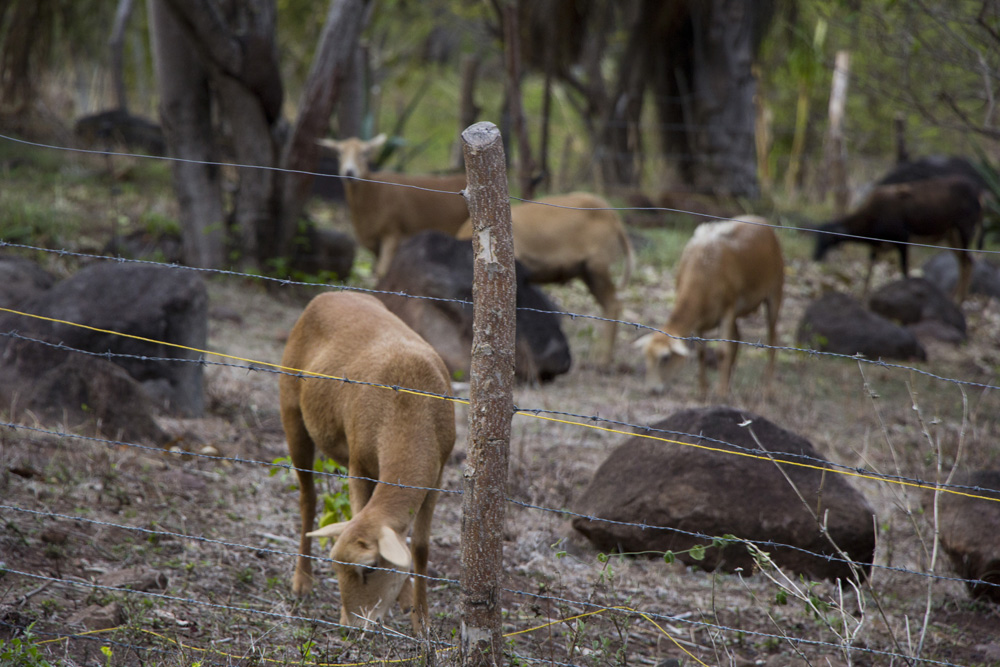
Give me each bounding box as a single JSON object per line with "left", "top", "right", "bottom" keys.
{"left": 316, "top": 134, "right": 469, "bottom": 276}
{"left": 635, "top": 216, "right": 784, "bottom": 397}
{"left": 813, "top": 175, "right": 983, "bottom": 302}
{"left": 279, "top": 292, "right": 455, "bottom": 632}
{"left": 457, "top": 192, "right": 634, "bottom": 367}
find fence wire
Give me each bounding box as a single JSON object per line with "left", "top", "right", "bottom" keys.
{"left": 2, "top": 131, "right": 998, "bottom": 666}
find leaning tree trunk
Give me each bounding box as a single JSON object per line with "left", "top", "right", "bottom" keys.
{"left": 148, "top": 0, "right": 226, "bottom": 269}
{"left": 276, "top": 0, "right": 374, "bottom": 259}
{"left": 149, "top": 0, "right": 370, "bottom": 270}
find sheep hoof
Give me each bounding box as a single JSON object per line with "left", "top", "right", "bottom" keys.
{"left": 292, "top": 572, "right": 314, "bottom": 597}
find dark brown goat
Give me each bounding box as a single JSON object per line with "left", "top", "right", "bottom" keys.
{"left": 813, "top": 175, "right": 983, "bottom": 302}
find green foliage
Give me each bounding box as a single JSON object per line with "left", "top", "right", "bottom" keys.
{"left": 0, "top": 623, "right": 55, "bottom": 667}
{"left": 270, "top": 455, "right": 352, "bottom": 540}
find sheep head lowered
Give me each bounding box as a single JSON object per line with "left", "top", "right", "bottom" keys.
{"left": 279, "top": 291, "right": 456, "bottom": 632}
{"left": 635, "top": 217, "right": 784, "bottom": 397}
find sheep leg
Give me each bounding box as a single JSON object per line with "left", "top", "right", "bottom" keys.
{"left": 696, "top": 343, "right": 709, "bottom": 399}
{"left": 716, "top": 314, "right": 740, "bottom": 397}
{"left": 285, "top": 411, "right": 318, "bottom": 596}
{"left": 375, "top": 234, "right": 401, "bottom": 277}
{"left": 404, "top": 483, "right": 441, "bottom": 635}
{"left": 896, "top": 243, "right": 910, "bottom": 278}
{"left": 582, "top": 266, "right": 621, "bottom": 368}
{"left": 764, "top": 294, "right": 780, "bottom": 385}
{"left": 861, "top": 246, "right": 878, "bottom": 297}
{"left": 953, "top": 247, "right": 972, "bottom": 304}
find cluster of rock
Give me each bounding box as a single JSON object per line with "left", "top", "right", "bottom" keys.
{"left": 0, "top": 256, "right": 207, "bottom": 445}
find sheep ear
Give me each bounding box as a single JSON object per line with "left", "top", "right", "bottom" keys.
{"left": 378, "top": 526, "right": 411, "bottom": 569}
{"left": 670, "top": 339, "right": 691, "bottom": 357}
{"left": 633, "top": 333, "right": 653, "bottom": 351}
{"left": 307, "top": 521, "right": 350, "bottom": 539}
{"left": 368, "top": 133, "right": 388, "bottom": 150}
{"left": 315, "top": 138, "right": 340, "bottom": 151}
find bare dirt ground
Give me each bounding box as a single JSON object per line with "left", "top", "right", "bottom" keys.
{"left": 2, "top": 212, "right": 1000, "bottom": 666}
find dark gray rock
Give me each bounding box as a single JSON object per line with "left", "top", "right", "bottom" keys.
{"left": 868, "top": 277, "right": 965, "bottom": 338}
{"left": 288, "top": 225, "right": 355, "bottom": 281}
{"left": 797, "top": 291, "right": 926, "bottom": 361}
{"left": 931, "top": 470, "right": 1000, "bottom": 603}
{"left": 376, "top": 231, "right": 571, "bottom": 383}
{"left": 572, "top": 406, "right": 876, "bottom": 582}
{"left": 922, "top": 252, "right": 1000, "bottom": 300}
{"left": 0, "top": 255, "right": 56, "bottom": 309}
{"left": 0, "top": 263, "right": 207, "bottom": 418}
{"left": 0, "top": 335, "right": 169, "bottom": 444}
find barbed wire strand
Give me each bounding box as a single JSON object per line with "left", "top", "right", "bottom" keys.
{"left": 1, "top": 308, "right": 997, "bottom": 507}
{"left": 1, "top": 567, "right": 979, "bottom": 667}
{"left": 2, "top": 132, "right": 998, "bottom": 260}
{"left": 5, "top": 328, "right": 997, "bottom": 502}
{"left": 3, "top": 132, "right": 998, "bottom": 665}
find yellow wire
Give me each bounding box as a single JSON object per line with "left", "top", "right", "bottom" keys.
{"left": 2, "top": 304, "right": 996, "bottom": 509}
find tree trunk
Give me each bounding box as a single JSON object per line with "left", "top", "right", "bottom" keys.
{"left": 148, "top": 0, "right": 226, "bottom": 269}
{"left": 149, "top": 0, "right": 370, "bottom": 269}
{"left": 502, "top": 1, "right": 536, "bottom": 199}
{"left": 652, "top": 0, "right": 765, "bottom": 199}
{"left": 683, "top": 0, "right": 760, "bottom": 198}
{"left": 109, "top": 0, "right": 135, "bottom": 112}
{"left": 277, "top": 0, "right": 374, "bottom": 258}
{"left": 451, "top": 54, "right": 481, "bottom": 170}
{"left": 825, "top": 50, "right": 851, "bottom": 216}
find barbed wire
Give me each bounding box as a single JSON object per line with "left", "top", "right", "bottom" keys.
{"left": 3, "top": 239, "right": 998, "bottom": 398}
{"left": 2, "top": 132, "right": 998, "bottom": 261}
{"left": 3, "top": 418, "right": 999, "bottom": 597}
{"left": 2, "top": 328, "right": 997, "bottom": 510}
{"left": 0, "top": 564, "right": 980, "bottom": 667}
{"left": 3, "top": 131, "right": 998, "bottom": 665}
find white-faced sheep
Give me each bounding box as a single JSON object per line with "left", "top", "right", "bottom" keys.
{"left": 279, "top": 292, "right": 455, "bottom": 633}
{"left": 457, "top": 191, "right": 634, "bottom": 367}
{"left": 813, "top": 174, "right": 983, "bottom": 303}
{"left": 316, "top": 134, "right": 469, "bottom": 276}
{"left": 635, "top": 216, "right": 784, "bottom": 397}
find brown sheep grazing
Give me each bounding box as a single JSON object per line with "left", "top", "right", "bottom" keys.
{"left": 316, "top": 134, "right": 469, "bottom": 277}
{"left": 457, "top": 192, "right": 634, "bottom": 367}
{"left": 635, "top": 216, "right": 784, "bottom": 397}
{"left": 279, "top": 292, "right": 455, "bottom": 632}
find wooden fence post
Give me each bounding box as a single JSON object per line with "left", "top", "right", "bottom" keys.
{"left": 459, "top": 121, "right": 516, "bottom": 667}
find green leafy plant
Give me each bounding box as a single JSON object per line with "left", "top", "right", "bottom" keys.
{"left": 271, "top": 455, "right": 352, "bottom": 542}
{"left": 0, "top": 623, "right": 56, "bottom": 667}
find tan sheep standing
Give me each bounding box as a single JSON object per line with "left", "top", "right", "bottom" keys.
{"left": 635, "top": 216, "right": 784, "bottom": 397}
{"left": 457, "top": 191, "right": 634, "bottom": 368}
{"left": 317, "top": 134, "right": 469, "bottom": 277}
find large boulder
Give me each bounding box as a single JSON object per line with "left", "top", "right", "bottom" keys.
{"left": 868, "top": 277, "right": 966, "bottom": 340}
{"left": 922, "top": 252, "right": 1000, "bottom": 300}
{"left": 572, "top": 406, "right": 876, "bottom": 581}
{"left": 0, "top": 262, "right": 208, "bottom": 418}
{"left": 375, "top": 231, "right": 571, "bottom": 383}
{"left": 0, "top": 254, "right": 56, "bottom": 308}
{"left": 931, "top": 470, "right": 1000, "bottom": 603}
{"left": 0, "top": 335, "right": 169, "bottom": 444}
{"left": 797, "top": 291, "right": 926, "bottom": 361}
